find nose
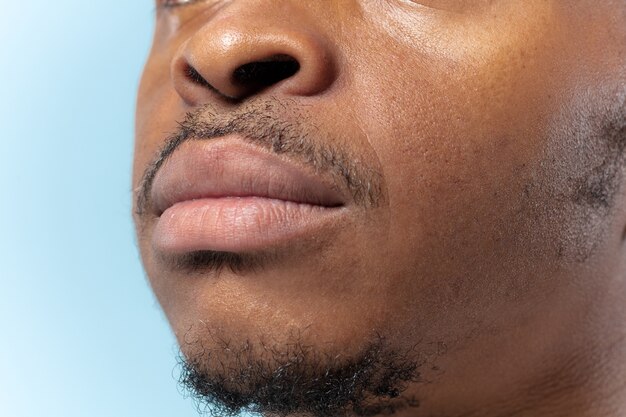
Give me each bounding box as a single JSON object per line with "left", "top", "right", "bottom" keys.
{"left": 171, "top": 6, "right": 338, "bottom": 104}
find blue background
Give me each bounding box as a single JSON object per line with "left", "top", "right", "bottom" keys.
{"left": 0, "top": 1, "right": 203, "bottom": 416}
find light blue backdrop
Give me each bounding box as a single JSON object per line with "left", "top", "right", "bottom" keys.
{"left": 0, "top": 1, "right": 205, "bottom": 416}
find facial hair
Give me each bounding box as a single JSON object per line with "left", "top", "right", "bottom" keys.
{"left": 177, "top": 329, "right": 423, "bottom": 417}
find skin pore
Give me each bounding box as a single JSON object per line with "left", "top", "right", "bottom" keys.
{"left": 133, "top": 1, "right": 626, "bottom": 416}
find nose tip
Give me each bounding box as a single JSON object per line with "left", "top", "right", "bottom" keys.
{"left": 172, "top": 25, "right": 337, "bottom": 103}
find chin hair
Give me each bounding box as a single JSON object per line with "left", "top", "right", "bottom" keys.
{"left": 176, "top": 331, "right": 424, "bottom": 417}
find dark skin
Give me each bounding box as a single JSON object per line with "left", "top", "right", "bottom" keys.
{"left": 134, "top": 1, "right": 626, "bottom": 416}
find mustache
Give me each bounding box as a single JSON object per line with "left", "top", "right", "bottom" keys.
{"left": 135, "top": 100, "right": 384, "bottom": 217}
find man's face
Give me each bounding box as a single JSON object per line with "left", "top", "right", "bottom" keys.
{"left": 134, "top": 1, "right": 624, "bottom": 415}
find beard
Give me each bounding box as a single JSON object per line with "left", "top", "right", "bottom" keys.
{"left": 176, "top": 329, "right": 423, "bottom": 417}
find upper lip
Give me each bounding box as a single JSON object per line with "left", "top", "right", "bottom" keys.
{"left": 150, "top": 137, "right": 348, "bottom": 216}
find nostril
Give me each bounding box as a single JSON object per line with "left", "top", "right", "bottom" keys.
{"left": 232, "top": 54, "right": 300, "bottom": 89}
{"left": 179, "top": 54, "right": 303, "bottom": 101}
{"left": 185, "top": 64, "right": 212, "bottom": 89}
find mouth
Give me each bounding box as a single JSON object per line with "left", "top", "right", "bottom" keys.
{"left": 149, "top": 136, "right": 349, "bottom": 254}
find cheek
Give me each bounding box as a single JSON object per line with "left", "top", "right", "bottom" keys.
{"left": 354, "top": 59, "right": 552, "bottom": 260}
{"left": 342, "top": 0, "right": 592, "bottom": 328}
{"left": 374, "top": 69, "right": 552, "bottom": 245}
{"left": 358, "top": 0, "right": 577, "bottom": 247}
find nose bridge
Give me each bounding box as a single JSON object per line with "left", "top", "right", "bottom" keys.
{"left": 171, "top": 0, "right": 338, "bottom": 103}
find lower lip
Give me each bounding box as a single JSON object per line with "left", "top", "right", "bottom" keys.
{"left": 152, "top": 197, "right": 344, "bottom": 254}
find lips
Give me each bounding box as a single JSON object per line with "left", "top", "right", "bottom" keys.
{"left": 149, "top": 136, "right": 348, "bottom": 254}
